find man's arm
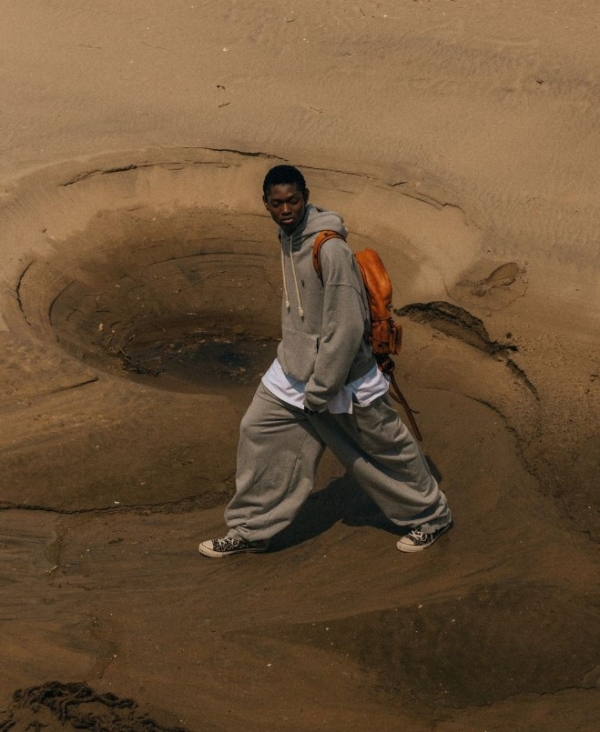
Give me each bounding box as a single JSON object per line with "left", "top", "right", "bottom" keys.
{"left": 303, "top": 239, "right": 367, "bottom": 412}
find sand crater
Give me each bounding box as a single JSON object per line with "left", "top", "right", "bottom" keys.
{"left": 9, "top": 151, "right": 480, "bottom": 396}
{"left": 0, "top": 150, "right": 493, "bottom": 513}
{"left": 26, "top": 207, "right": 282, "bottom": 393}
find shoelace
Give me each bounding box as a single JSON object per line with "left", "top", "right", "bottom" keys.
{"left": 215, "top": 537, "right": 243, "bottom": 550}
{"left": 407, "top": 529, "right": 429, "bottom": 542}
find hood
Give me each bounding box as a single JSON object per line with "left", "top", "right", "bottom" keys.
{"left": 281, "top": 204, "right": 348, "bottom": 248}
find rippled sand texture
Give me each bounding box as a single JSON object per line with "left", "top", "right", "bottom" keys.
{"left": 0, "top": 2, "right": 599, "bottom": 731}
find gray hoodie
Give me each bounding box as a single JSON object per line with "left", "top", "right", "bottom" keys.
{"left": 277, "top": 204, "right": 375, "bottom": 411}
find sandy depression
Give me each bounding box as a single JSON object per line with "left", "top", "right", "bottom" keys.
{"left": 0, "top": 1, "right": 599, "bottom": 730}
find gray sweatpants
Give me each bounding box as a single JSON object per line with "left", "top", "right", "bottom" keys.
{"left": 225, "top": 383, "right": 451, "bottom": 542}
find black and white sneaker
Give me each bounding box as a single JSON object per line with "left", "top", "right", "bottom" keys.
{"left": 198, "top": 536, "right": 269, "bottom": 558}
{"left": 396, "top": 522, "right": 452, "bottom": 553}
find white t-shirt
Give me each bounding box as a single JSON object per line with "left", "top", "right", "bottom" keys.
{"left": 261, "top": 358, "right": 389, "bottom": 414}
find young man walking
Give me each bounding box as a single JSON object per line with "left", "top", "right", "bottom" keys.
{"left": 199, "top": 165, "right": 452, "bottom": 557}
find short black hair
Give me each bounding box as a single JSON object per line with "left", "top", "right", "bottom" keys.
{"left": 262, "top": 165, "right": 307, "bottom": 197}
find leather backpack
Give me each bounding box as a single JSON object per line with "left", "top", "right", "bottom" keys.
{"left": 312, "top": 230, "right": 422, "bottom": 440}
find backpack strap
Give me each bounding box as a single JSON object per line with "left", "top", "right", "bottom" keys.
{"left": 377, "top": 356, "right": 423, "bottom": 441}
{"left": 312, "top": 230, "right": 345, "bottom": 282}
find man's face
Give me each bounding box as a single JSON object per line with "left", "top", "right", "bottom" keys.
{"left": 263, "top": 183, "right": 309, "bottom": 235}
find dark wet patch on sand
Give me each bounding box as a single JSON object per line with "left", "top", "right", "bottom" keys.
{"left": 269, "top": 584, "right": 600, "bottom": 708}
{"left": 397, "top": 300, "right": 517, "bottom": 355}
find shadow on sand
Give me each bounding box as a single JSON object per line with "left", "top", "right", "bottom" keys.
{"left": 269, "top": 456, "right": 443, "bottom": 552}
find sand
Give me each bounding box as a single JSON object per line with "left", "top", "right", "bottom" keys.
{"left": 0, "top": 1, "right": 599, "bottom": 730}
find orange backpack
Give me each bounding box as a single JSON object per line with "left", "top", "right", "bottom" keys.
{"left": 312, "top": 230, "right": 422, "bottom": 440}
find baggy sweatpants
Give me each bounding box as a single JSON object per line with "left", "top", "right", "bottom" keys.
{"left": 225, "top": 383, "right": 451, "bottom": 543}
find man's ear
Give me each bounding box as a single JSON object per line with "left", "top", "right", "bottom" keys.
{"left": 262, "top": 194, "right": 269, "bottom": 210}
{"left": 304, "top": 188, "right": 310, "bottom": 204}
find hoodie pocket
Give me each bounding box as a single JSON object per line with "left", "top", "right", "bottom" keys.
{"left": 279, "top": 326, "right": 319, "bottom": 382}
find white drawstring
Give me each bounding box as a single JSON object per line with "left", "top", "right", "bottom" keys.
{"left": 281, "top": 246, "right": 291, "bottom": 311}
{"left": 281, "top": 232, "right": 305, "bottom": 319}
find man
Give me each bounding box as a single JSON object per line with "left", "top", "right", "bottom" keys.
{"left": 199, "top": 165, "right": 452, "bottom": 557}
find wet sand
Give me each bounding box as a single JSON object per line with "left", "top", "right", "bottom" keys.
{"left": 1, "top": 2, "right": 599, "bottom": 730}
